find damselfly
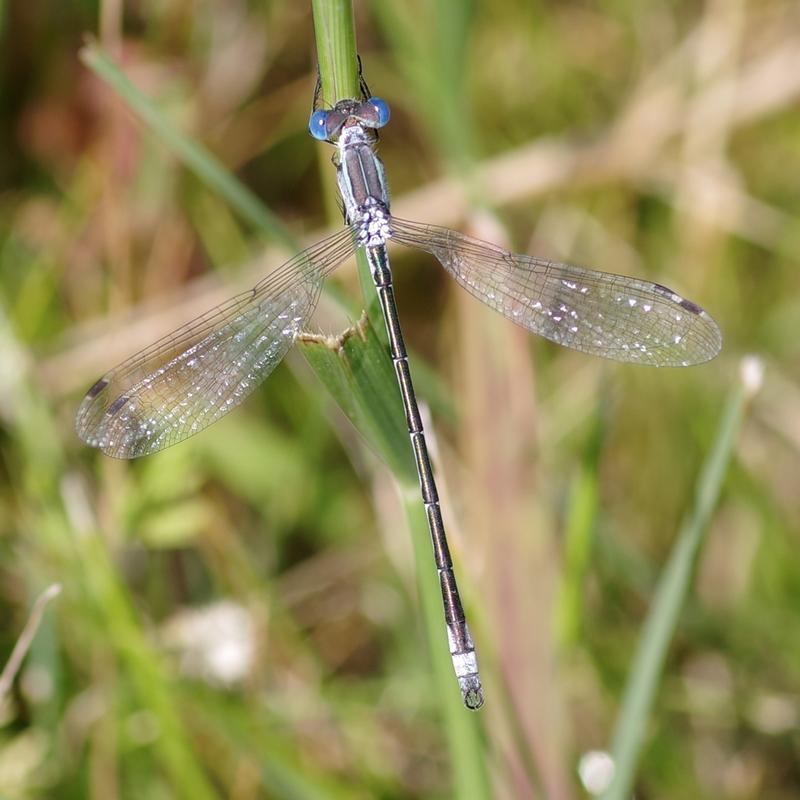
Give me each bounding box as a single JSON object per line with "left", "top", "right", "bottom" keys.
{"left": 77, "top": 87, "right": 721, "bottom": 710}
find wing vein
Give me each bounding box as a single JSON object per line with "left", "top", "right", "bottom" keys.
{"left": 76, "top": 228, "right": 356, "bottom": 457}
{"left": 391, "top": 217, "right": 721, "bottom": 367}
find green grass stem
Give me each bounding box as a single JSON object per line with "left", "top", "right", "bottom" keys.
{"left": 601, "top": 358, "right": 763, "bottom": 800}
{"left": 307, "top": 3, "right": 489, "bottom": 795}
{"left": 310, "top": 0, "right": 360, "bottom": 105}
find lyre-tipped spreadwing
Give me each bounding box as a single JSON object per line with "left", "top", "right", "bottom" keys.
{"left": 76, "top": 76, "right": 722, "bottom": 710}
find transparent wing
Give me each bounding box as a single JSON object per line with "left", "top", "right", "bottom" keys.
{"left": 391, "top": 218, "right": 721, "bottom": 367}
{"left": 76, "top": 228, "right": 356, "bottom": 458}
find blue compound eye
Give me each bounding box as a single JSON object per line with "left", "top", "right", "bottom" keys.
{"left": 308, "top": 109, "right": 330, "bottom": 140}
{"left": 368, "top": 97, "right": 390, "bottom": 128}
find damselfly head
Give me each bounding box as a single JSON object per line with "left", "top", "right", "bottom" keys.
{"left": 308, "top": 97, "right": 390, "bottom": 142}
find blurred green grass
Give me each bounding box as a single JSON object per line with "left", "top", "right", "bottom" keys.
{"left": 2, "top": 1, "right": 800, "bottom": 798}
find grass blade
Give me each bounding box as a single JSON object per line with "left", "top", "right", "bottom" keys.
{"left": 555, "top": 463, "right": 599, "bottom": 649}
{"left": 601, "top": 357, "right": 764, "bottom": 800}
{"left": 298, "top": 313, "right": 415, "bottom": 483}
{"left": 79, "top": 41, "right": 296, "bottom": 251}
{"left": 0, "top": 584, "right": 61, "bottom": 699}
{"left": 301, "top": 317, "right": 489, "bottom": 796}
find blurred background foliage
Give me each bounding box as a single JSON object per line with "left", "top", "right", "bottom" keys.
{"left": 1, "top": 0, "right": 799, "bottom": 798}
